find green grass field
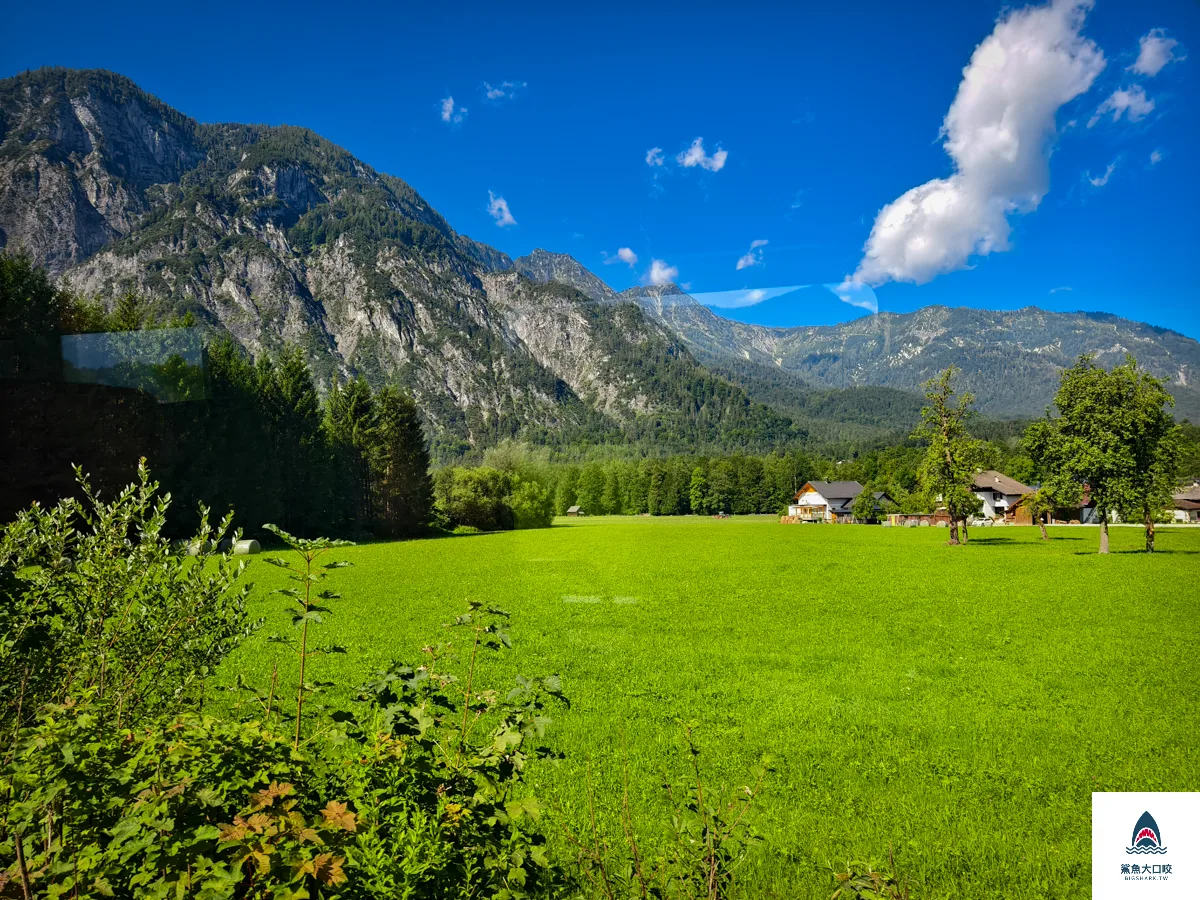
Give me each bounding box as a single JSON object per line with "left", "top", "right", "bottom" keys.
{"left": 216, "top": 518, "right": 1200, "bottom": 899}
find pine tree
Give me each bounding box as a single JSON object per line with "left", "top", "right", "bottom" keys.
{"left": 269, "top": 347, "right": 326, "bottom": 535}
{"left": 325, "top": 376, "right": 378, "bottom": 532}
{"left": 371, "top": 386, "right": 434, "bottom": 536}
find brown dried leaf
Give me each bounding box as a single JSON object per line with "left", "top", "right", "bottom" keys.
{"left": 320, "top": 800, "right": 358, "bottom": 832}
{"left": 311, "top": 853, "right": 347, "bottom": 886}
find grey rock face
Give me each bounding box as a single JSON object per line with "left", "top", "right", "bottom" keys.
{"left": 5, "top": 67, "right": 1198, "bottom": 456}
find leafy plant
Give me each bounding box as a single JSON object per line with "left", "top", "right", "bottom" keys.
{"left": 0, "top": 460, "right": 254, "bottom": 738}
{"left": 1, "top": 700, "right": 318, "bottom": 900}
{"left": 562, "top": 723, "right": 770, "bottom": 900}
{"left": 329, "top": 600, "right": 568, "bottom": 898}
{"left": 829, "top": 850, "right": 911, "bottom": 900}
{"left": 261, "top": 524, "right": 354, "bottom": 749}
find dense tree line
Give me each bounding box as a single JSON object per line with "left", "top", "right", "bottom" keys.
{"left": 0, "top": 254, "right": 433, "bottom": 540}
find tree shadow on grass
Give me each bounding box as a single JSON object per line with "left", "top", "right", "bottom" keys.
{"left": 964, "top": 535, "right": 1085, "bottom": 546}
{"left": 1071, "top": 548, "right": 1200, "bottom": 556}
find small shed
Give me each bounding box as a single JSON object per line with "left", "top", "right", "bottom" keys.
{"left": 566, "top": 505, "right": 582, "bottom": 517}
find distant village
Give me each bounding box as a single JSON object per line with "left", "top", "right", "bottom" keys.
{"left": 780, "top": 474, "right": 1200, "bottom": 527}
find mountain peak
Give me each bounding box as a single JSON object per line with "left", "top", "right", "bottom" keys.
{"left": 513, "top": 250, "right": 616, "bottom": 304}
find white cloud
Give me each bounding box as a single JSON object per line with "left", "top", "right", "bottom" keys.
{"left": 645, "top": 259, "right": 679, "bottom": 285}
{"left": 486, "top": 191, "right": 517, "bottom": 227}
{"left": 440, "top": 96, "right": 467, "bottom": 125}
{"left": 1150, "top": 148, "right": 1163, "bottom": 165}
{"left": 1087, "top": 161, "right": 1116, "bottom": 187}
{"left": 850, "top": 0, "right": 1104, "bottom": 288}
{"left": 691, "top": 285, "right": 805, "bottom": 309}
{"left": 1049, "top": 286, "right": 1073, "bottom": 293}
{"left": 1129, "top": 28, "right": 1184, "bottom": 77}
{"left": 790, "top": 190, "right": 805, "bottom": 209}
{"left": 735, "top": 239, "right": 769, "bottom": 270}
{"left": 645, "top": 147, "right": 665, "bottom": 167}
{"left": 484, "top": 80, "right": 527, "bottom": 101}
{"left": 1088, "top": 85, "right": 1154, "bottom": 127}
{"left": 827, "top": 281, "right": 879, "bottom": 313}
{"left": 676, "top": 138, "right": 728, "bottom": 172}
{"left": 603, "top": 247, "right": 638, "bottom": 267}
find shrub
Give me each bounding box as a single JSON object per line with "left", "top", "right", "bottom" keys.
{"left": 434, "top": 467, "right": 556, "bottom": 531}
{"left": 509, "top": 477, "right": 554, "bottom": 529}
{"left": 0, "top": 460, "right": 254, "bottom": 737}
{"left": 433, "top": 467, "right": 514, "bottom": 531}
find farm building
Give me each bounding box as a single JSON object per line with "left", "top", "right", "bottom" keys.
{"left": 1008, "top": 486, "right": 1102, "bottom": 525}
{"left": 566, "top": 505, "right": 582, "bottom": 516}
{"left": 971, "top": 470, "right": 1032, "bottom": 520}
{"left": 887, "top": 510, "right": 952, "bottom": 527}
{"left": 1174, "top": 485, "right": 1200, "bottom": 523}
{"left": 785, "top": 482, "right": 894, "bottom": 523}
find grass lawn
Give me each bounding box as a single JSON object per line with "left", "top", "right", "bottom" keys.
{"left": 216, "top": 517, "right": 1200, "bottom": 899}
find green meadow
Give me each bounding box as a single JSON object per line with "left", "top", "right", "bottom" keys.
{"left": 217, "top": 518, "right": 1200, "bottom": 899}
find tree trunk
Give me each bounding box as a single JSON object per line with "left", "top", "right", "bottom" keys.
{"left": 948, "top": 518, "right": 960, "bottom": 545}
{"left": 1144, "top": 509, "right": 1155, "bottom": 553}
{"left": 961, "top": 518, "right": 970, "bottom": 543}
{"left": 1099, "top": 515, "right": 1110, "bottom": 554}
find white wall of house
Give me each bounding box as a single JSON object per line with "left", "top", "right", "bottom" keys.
{"left": 974, "top": 490, "right": 1023, "bottom": 519}
{"left": 788, "top": 490, "right": 829, "bottom": 520}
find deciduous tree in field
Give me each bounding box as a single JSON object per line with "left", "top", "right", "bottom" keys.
{"left": 1023, "top": 488, "right": 1056, "bottom": 540}
{"left": 913, "top": 367, "right": 984, "bottom": 545}
{"left": 1024, "top": 354, "right": 1180, "bottom": 554}
{"left": 1110, "top": 363, "right": 1180, "bottom": 553}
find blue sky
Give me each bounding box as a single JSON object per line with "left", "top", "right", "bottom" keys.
{"left": 5, "top": 0, "right": 1198, "bottom": 337}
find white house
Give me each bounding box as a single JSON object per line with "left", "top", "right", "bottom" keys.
{"left": 1174, "top": 485, "right": 1200, "bottom": 523}
{"left": 971, "top": 471, "right": 1031, "bottom": 520}
{"left": 787, "top": 481, "right": 865, "bottom": 523}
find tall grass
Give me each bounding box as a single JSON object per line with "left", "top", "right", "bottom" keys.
{"left": 216, "top": 518, "right": 1200, "bottom": 899}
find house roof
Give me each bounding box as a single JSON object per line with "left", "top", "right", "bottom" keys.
{"left": 1174, "top": 484, "right": 1200, "bottom": 502}
{"left": 1176, "top": 499, "right": 1200, "bottom": 511}
{"left": 802, "top": 481, "right": 865, "bottom": 501}
{"left": 972, "top": 470, "right": 1032, "bottom": 496}
{"left": 566, "top": 505, "right": 581, "bottom": 512}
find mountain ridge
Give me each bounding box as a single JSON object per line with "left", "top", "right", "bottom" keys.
{"left": 3, "top": 67, "right": 1198, "bottom": 452}
{"left": 0, "top": 68, "right": 802, "bottom": 457}
{"left": 514, "top": 254, "right": 1200, "bottom": 420}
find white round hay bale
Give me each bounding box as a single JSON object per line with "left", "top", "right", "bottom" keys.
{"left": 233, "top": 539, "right": 260, "bottom": 555}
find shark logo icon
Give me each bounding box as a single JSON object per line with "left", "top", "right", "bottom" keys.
{"left": 1127, "top": 811, "right": 1167, "bottom": 855}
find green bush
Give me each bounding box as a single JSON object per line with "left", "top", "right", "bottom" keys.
{"left": 509, "top": 478, "right": 554, "bottom": 529}
{"left": 0, "top": 460, "right": 254, "bottom": 736}
{"left": 433, "top": 467, "right": 557, "bottom": 531}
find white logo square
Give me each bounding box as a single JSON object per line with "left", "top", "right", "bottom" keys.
{"left": 1093, "top": 792, "right": 1200, "bottom": 899}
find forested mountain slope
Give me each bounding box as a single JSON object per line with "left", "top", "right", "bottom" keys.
{"left": 516, "top": 253, "right": 1200, "bottom": 422}
{"left": 4, "top": 67, "right": 1196, "bottom": 462}
{"left": 0, "top": 68, "right": 794, "bottom": 456}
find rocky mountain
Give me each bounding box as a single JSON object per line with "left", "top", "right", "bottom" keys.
{"left": 0, "top": 68, "right": 798, "bottom": 457}
{"left": 4, "top": 67, "right": 1197, "bottom": 460}
{"left": 514, "top": 255, "right": 1200, "bottom": 422}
